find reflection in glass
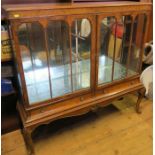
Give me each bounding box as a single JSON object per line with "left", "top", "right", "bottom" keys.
{"left": 17, "top": 23, "right": 51, "bottom": 104}
{"left": 47, "top": 21, "right": 71, "bottom": 97}
{"left": 113, "top": 15, "right": 133, "bottom": 80}
{"left": 128, "top": 14, "right": 147, "bottom": 76}
{"left": 98, "top": 17, "right": 116, "bottom": 84}
{"left": 71, "top": 19, "right": 91, "bottom": 91}
{"left": 98, "top": 15, "right": 147, "bottom": 85}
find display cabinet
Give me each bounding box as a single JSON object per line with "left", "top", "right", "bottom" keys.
{"left": 3, "top": 1, "right": 152, "bottom": 154}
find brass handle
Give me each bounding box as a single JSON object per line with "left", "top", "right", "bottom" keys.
{"left": 13, "top": 14, "right": 20, "bottom": 18}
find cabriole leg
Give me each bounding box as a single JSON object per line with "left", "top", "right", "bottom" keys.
{"left": 23, "top": 128, "right": 35, "bottom": 155}
{"left": 136, "top": 88, "right": 146, "bottom": 114}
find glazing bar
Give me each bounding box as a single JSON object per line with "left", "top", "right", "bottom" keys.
{"left": 44, "top": 28, "right": 53, "bottom": 98}
{"left": 126, "top": 17, "right": 134, "bottom": 76}
{"left": 111, "top": 18, "right": 117, "bottom": 81}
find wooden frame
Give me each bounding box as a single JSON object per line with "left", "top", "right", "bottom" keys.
{"left": 3, "top": 1, "right": 152, "bottom": 155}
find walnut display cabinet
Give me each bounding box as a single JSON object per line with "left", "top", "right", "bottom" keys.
{"left": 3, "top": 1, "right": 152, "bottom": 154}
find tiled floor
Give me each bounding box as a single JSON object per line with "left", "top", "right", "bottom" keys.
{"left": 2, "top": 94, "right": 152, "bottom": 155}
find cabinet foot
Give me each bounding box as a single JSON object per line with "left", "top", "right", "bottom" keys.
{"left": 136, "top": 88, "right": 146, "bottom": 114}
{"left": 23, "top": 128, "right": 35, "bottom": 155}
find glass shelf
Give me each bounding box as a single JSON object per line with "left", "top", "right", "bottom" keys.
{"left": 25, "top": 53, "right": 138, "bottom": 104}
{"left": 24, "top": 58, "right": 90, "bottom": 104}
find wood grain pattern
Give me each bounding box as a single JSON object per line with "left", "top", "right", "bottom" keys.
{"left": 3, "top": 2, "right": 152, "bottom": 11}
{"left": 3, "top": 2, "right": 152, "bottom": 154}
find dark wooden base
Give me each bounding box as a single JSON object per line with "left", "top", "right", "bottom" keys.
{"left": 22, "top": 129, "right": 35, "bottom": 155}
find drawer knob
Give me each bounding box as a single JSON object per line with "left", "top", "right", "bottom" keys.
{"left": 14, "top": 14, "right": 20, "bottom": 18}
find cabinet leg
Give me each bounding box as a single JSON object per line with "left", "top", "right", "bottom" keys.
{"left": 136, "top": 88, "right": 146, "bottom": 114}
{"left": 23, "top": 128, "right": 35, "bottom": 155}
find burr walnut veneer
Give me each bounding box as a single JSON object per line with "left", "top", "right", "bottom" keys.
{"left": 3, "top": 1, "right": 152, "bottom": 154}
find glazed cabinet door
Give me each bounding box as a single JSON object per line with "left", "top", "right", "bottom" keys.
{"left": 17, "top": 22, "right": 52, "bottom": 104}
{"left": 46, "top": 20, "right": 72, "bottom": 98}
{"left": 96, "top": 13, "right": 147, "bottom": 88}
{"left": 16, "top": 15, "right": 95, "bottom": 105}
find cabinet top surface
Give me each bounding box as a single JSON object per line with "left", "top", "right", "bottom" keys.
{"left": 3, "top": 1, "right": 152, "bottom": 12}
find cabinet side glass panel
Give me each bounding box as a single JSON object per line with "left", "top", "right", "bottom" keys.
{"left": 71, "top": 19, "right": 91, "bottom": 91}
{"left": 17, "top": 23, "right": 51, "bottom": 104}
{"left": 98, "top": 17, "right": 116, "bottom": 85}
{"left": 113, "top": 15, "right": 133, "bottom": 80}
{"left": 128, "top": 14, "right": 147, "bottom": 76}
{"left": 47, "top": 21, "right": 72, "bottom": 97}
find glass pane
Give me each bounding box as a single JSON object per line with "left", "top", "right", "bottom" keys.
{"left": 128, "top": 14, "right": 147, "bottom": 76}
{"left": 98, "top": 17, "right": 116, "bottom": 84}
{"left": 71, "top": 19, "right": 91, "bottom": 91}
{"left": 17, "top": 23, "right": 51, "bottom": 104}
{"left": 113, "top": 15, "right": 132, "bottom": 80}
{"left": 47, "top": 21, "right": 71, "bottom": 97}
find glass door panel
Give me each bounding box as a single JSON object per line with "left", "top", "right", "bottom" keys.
{"left": 98, "top": 17, "right": 116, "bottom": 85}
{"left": 47, "top": 21, "right": 72, "bottom": 97}
{"left": 128, "top": 14, "right": 147, "bottom": 76}
{"left": 98, "top": 14, "right": 147, "bottom": 86}
{"left": 113, "top": 15, "right": 132, "bottom": 80}
{"left": 17, "top": 23, "right": 51, "bottom": 104}
{"left": 71, "top": 18, "right": 91, "bottom": 91}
